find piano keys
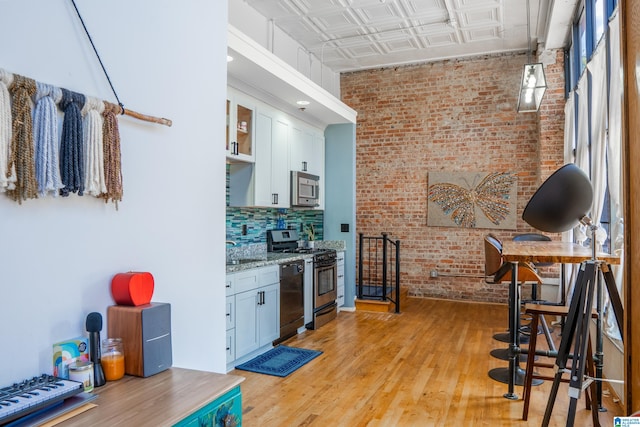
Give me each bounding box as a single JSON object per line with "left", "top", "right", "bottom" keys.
{"left": 0, "top": 374, "right": 83, "bottom": 425}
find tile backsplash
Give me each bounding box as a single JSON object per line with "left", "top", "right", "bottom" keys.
{"left": 226, "top": 165, "right": 323, "bottom": 246}
{"left": 226, "top": 207, "right": 323, "bottom": 245}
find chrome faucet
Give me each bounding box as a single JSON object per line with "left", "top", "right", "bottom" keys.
{"left": 226, "top": 240, "right": 237, "bottom": 246}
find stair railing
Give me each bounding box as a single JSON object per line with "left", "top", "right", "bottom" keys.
{"left": 358, "top": 232, "right": 401, "bottom": 313}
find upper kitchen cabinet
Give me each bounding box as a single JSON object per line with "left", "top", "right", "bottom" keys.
{"left": 253, "top": 111, "right": 290, "bottom": 207}
{"left": 226, "top": 88, "right": 255, "bottom": 162}
{"left": 290, "top": 126, "right": 325, "bottom": 210}
{"left": 229, "top": 98, "right": 290, "bottom": 208}
{"left": 289, "top": 126, "right": 324, "bottom": 178}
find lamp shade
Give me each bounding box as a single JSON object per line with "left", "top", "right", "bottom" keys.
{"left": 517, "top": 63, "right": 547, "bottom": 112}
{"left": 522, "top": 164, "right": 593, "bottom": 233}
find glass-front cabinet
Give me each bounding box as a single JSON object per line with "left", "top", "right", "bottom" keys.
{"left": 226, "top": 88, "right": 255, "bottom": 162}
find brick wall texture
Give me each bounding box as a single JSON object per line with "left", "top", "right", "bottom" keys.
{"left": 341, "top": 50, "right": 566, "bottom": 303}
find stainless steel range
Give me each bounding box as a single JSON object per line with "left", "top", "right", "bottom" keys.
{"left": 267, "top": 229, "right": 338, "bottom": 331}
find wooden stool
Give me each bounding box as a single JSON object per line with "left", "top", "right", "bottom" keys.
{"left": 521, "top": 303, "right": 599, "bottom": 425}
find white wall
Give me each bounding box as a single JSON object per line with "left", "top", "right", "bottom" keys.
{"left": 228, "top": 0, "right": 341, "bottom": 98}
{"left": 0, "top": 0, "right": 228, "bottom": 384}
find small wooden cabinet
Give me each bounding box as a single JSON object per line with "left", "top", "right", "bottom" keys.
{"left": 176, "top": 385, "right": 242, "bottom": 427}
{"left": 57, "top": 368, "right": 244, "bottom": 427}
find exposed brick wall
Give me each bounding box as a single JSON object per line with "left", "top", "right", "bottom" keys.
{"left": 341, "top": 51, "right": 565, "bottom": 303}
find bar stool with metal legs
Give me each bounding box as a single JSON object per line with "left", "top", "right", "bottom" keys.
{"left": 484, "top": 234, "right": 544, "bottom": 386}
{"left": 521, "top": 303, "right": 599, "bottom": 424}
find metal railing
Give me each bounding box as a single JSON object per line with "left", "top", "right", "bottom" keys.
{"left": 358, "top": 232, "right": 400, "bottom": 313}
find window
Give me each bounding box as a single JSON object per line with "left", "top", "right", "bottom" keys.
{"left": 593, "top": 0, "right": 606, "bottom": 45}
{"left": 578, "top": 8, "right": 587, "bottom": 76}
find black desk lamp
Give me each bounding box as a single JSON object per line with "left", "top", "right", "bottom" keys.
{"left": 522, "top": 163, "right": 593, "bottom": 233}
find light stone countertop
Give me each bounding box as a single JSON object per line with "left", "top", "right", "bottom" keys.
{"left": 225, "top": 240, "right": 346, "bottom": 273}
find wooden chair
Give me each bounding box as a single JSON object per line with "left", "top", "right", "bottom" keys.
{"left": 521, "top": 303, "right": 599, "bottom": 425}
{"left": 484, "top": 234, "right": 542, "bottom": 285}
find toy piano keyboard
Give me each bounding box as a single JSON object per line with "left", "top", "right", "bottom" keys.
{"left": 0, "top": 374, "right": 84, "bottom": 425}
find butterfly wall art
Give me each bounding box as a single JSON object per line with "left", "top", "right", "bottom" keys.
{"left": 427, "top": 171, "right": 518, "bottom": 229}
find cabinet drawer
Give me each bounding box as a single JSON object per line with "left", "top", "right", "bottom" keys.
{"left": 175, "top": 385, "right": 242, "bottom": 427}
{"left": 225, "top": 277, "right": 234, "bottom": 296}
{"left": 234, "top": 270, "right": 259, "bottom": 294}
{"left": 257, "top": 265, "right": 279, "bottom": 286}
{"left": 226, "top": 296, "right": 235, "bottom": 330}
{"left": 226, "top": 329, "right": 235, "bottom": 364}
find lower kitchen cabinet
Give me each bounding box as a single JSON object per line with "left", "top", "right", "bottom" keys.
{"left": 225, "top": 296, "right": 235, "bottom": 364}
{"left": 226, "top": 265, "right": 280, "bottom": 370}
{"left": 175, "top": 385, "right": 242, "bottom": 427}
{"left": 234, "top": 283, "right": 279, "bottom": 358}
{"left": 337, "top": 251, "right": 345, "bottom": 308}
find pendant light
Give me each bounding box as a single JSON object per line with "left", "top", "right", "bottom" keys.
{"left": 517, "top": 0, "right": 547, "bottom": 113}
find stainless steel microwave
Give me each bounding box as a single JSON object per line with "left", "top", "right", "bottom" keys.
{"left": 291, "top": 171, "right": 320, "bottom": 207}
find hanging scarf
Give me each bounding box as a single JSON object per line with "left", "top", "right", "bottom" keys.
{"left": 0, "top": 69, "right": 16, "bottom": 192}
{"left": 59, "top": 89, "right": 85, "bottom": 196}
{"left": 101, "top": 101, "right": 123, "bottom": 206}
{"left": 82, "top": 96, "right": 106, "bottom": 196}
{"left": 7, "top": 74, "right": 37, "bottom": 203}
{"left": 34, "top": 82, "right": 63, "bottom": 197}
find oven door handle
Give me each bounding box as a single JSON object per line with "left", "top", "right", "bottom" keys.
{"left": 316, "top": 302, "right": 336, "bottom": 316}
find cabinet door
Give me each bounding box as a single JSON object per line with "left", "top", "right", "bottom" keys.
{"left": 258, "top": 283, "right": 280, "bottom": 347}
{"left": 271, "top": 118, "right": 290, "bottom": 207}
{"left": 225, "top": 296, "right": 235, "bottom": 330}
{"left": 226, "top": 329, "right": 235, "bottom": 364}
{"left": 253, "top": 112, "right": 275, "bottom": 207}
{"left": 290, "top": 125, "right": 313, "bottom": 173}
{"left": 226, "top": 89, "right": 255, "bottom": 162}
{"left": 235, "top": 290, "right": 260, "bottom": 358}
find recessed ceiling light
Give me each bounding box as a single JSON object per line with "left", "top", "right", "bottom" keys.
{"left": 227, "top": 55, "right": 234, "bottom": 62}
{"left": 296, "top": 100, "right": 310, "bottom": 106}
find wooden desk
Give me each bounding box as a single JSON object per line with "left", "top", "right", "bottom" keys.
{"left": 57, "top": 368, "right": 245, "bottom": 426}
{"left": 501, "top": 241, "right": 620, "bottom": 265}
{"left": 498, "top": 241, "right": 620, "bottom": 401}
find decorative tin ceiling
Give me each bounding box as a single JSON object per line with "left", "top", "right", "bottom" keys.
{"left": 245, "top": 0, "right": 544, "bottom": 72}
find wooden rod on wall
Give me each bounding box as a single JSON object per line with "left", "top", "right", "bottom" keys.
{"left": 122, "top": 107, "right": 172, "bottom": 127}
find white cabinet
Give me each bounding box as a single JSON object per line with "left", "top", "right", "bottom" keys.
{"left": 289, "top": 125, "right": 325, "bottom": 209}
{"left": 235, "top": 283, "right": 279, "bottom": 358}
{"left": 303, "top": 258, "right": 314, "bottom": 326}
{"left": 227, "top": 88, "right": 326, "bottom": 209}
{"left": 225, "top": 284, "right": 236, "bottom": 365}
{"left": 226, "top": 265, "right": 279, "bottom": 370}
{"left": 229, "top": 106, "right": 290, "bottom": 208}
{"left": 290, "top": 127, "right": 324, "bottom": 177}
{"left": 337, "top": 251, "right": 345, "bottom": 308}
{"left": 226, "top": 88, "right": 255, "bottom": 162}
{"left": 253, "top": 112, "right": 290, "bottom": 207}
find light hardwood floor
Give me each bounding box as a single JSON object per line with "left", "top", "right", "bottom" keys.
{"left": 231, "top": 297, "right": 623, "bottom": 426}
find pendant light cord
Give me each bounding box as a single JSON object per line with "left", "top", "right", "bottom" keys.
{"left": 69, "top": 0, "right": 124, "bottom": 114}
{"left": 526, "top": 0, "right": 532, "bottom": 63}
